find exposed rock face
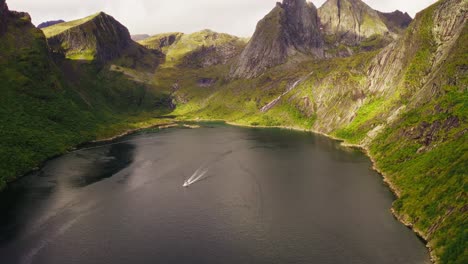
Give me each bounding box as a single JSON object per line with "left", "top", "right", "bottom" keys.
{"left": 231, "top": 0, "right": 323, "bottom": 78}
{"left": 46, "top": 12, "right": 133, "bottom": 63}
{"left": 44, "top": 12, "right": 163, "bottom": 69}
{"left": 37, "top": 20, "right": 64, "bottom": 29}
{"left": 318, "top": 0, "right": 391, "bottom": 44}
{"left": 131, "top": 34, "right": 150, "bottom": 41}
{"left": 378, "top": 10, "right": 412, "bottom": 32}
{"left": 367, "top": 0, "right": 467, "bottom": 97}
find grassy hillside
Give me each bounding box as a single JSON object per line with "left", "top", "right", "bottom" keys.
{"left": 140, "top": 30, "right": 247, "bottom": 67}
{"left": 0, "top": 9, "right": 171, "bottom": 191}
{"left": 42, "top": 12, "right": 100, "bottom": 37}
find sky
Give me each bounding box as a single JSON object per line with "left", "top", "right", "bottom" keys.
{"left": 7, "top": 0, "right": 439, "bottom": 37}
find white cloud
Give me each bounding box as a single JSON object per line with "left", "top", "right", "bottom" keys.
{"left": 6, "top": 0, "right": 438, "bottom": 37}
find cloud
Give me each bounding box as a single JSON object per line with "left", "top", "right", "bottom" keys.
{"left": 7, "top": 0, "right": 438, "bottom": 37}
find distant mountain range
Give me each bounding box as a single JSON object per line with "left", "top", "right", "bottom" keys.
{"left": 37, "top": 19, "right": 65, "bottom": 28}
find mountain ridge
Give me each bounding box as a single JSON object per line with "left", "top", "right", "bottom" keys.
{"left": 37, "top": 19, "right": 64, "bottom": 29}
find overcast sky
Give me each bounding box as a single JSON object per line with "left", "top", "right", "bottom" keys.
{"left": 7, "top": 0, "right": 439, "bottom": 37}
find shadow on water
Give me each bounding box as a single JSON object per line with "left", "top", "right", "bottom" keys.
{"left": 241, "top": 127, "right": 366, "bottom": 162}
{"left": 68, "top": 143, "right": 135, "bottom": 188}
{"left": 0, "top": 142, "right": 136, "bottom": 246}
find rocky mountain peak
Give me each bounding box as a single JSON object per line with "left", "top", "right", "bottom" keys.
{"left": 231, "top": 0, "right": 323, "bottom": 78}
{"left": 318, "top": 0, "right": 390, "bottom": 44}
{"left": 378, "top": 10, "right": 413, "bottom": 32}
{"left": 43, "top": 12, "right": 133, "bottom": 62}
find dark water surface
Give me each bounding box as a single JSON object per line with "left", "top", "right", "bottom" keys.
{"left": 0, "top": 123, "right": 430, "bottom": 264}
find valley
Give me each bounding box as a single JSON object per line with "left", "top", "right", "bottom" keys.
{"left": 0, "top": 0, "right": 466, "bottom": 263}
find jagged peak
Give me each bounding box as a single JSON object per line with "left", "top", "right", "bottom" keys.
{"left": 378, "top": 9, "right": 413, "bottom": 31}
{"left": 231, "top": 0, "right": 323, "bottom": 78}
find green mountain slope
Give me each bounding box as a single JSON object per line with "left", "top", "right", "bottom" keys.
{"left": 0, "top": 2, "right": 172, "bottom": 190}
{"left": 140, "top": 30, "right": 246, "bottom": 68}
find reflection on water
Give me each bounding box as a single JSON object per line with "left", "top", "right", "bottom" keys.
{"left": 0, "top": 124, "right": 430, "bottom": 264}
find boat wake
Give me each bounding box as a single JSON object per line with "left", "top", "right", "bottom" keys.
{"left": 183, "top": 168, "right": 209, "bottom": 187}
{"left": 183, "top": 150, "right": 234, "bottom": 188}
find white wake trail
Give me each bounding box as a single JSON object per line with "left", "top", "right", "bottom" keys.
{"left": 183, "top": 169, "right": 208, "bottom": 187}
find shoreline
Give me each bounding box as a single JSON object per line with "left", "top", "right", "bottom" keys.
{"left": 89, "top": 122, "right": 178, "bottom": 144}
{"left": 2, "top": 122, "right": 178, "bottom": 192}
{"left": 221, "top": 120, "right": 436, "bottom": 263}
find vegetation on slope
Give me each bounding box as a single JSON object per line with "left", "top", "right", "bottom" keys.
{"left": 140, "top": 30, "right": 246, "bottom": 68}
{"left": 0, "top": 8, "right": 172, "bottom": 191}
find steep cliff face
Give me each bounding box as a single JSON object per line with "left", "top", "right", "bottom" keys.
{"left": 44, "top": 12, "right": 132, "bottom": 62}
{"left": 318, "top": 0, "right": 391, "bottom": 44}
{"left": 231, "top": 0, "right": 323, "bottom": 78}
{"left": 43, "top": 12, "right": 162, "bottom": 69}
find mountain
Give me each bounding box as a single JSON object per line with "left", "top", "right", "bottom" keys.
{"left": 131, "top": 34, "right": 150, "bottom": 41}
{"left": 37, "top": 19, "right": 65, "bottom": 29}
{"left": 231, "top": 0, "right": 324, "bottom": 78}
{"left": 140, "top": 30, "right": 246, "bottom": 68}
{"left": 42, "top": 12, "right": 162, "bottom": 69}
{"left": 378, "top": 10, "right": 412, "bottom": 32}
{"left": 0, "top": 3, "right": 172, "bottom": 191}
{"left": 318, "top": 0, "right": 393, "bottom": 44}
{"left": 139, "top": 32, "right": 184, "bottom": 51}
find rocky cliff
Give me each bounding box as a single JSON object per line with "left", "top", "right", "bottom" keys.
{"left": 43, "top": 12, "right": 162, "bottom": 69}
{"left": 318, "top": 0, "right": 392, "bottom": 44}
{"left": 44, "top": 12, "right": 132, "bottom": 62}
{"left": 231, "top": 0, "right": 323, "bottom": 78}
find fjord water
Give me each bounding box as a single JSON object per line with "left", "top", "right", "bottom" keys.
{"left": 0, "top": 124, "right": 429, "bottom": 264}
